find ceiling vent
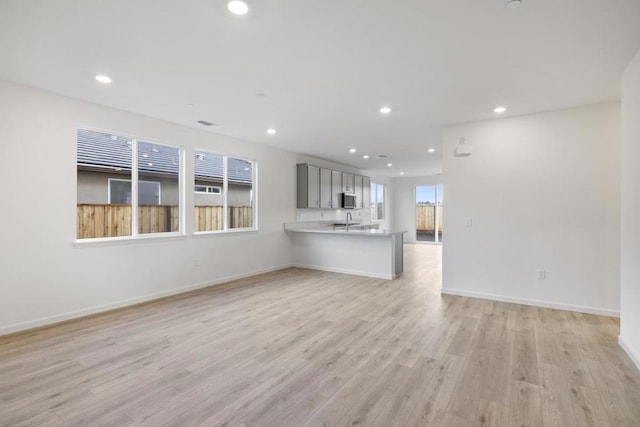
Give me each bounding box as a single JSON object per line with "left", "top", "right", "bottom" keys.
{"left": 376, "top": 154, "right": 388, "bottom": 159}
{"left": 197, "top": 120, "right": 217, "bottom": 126}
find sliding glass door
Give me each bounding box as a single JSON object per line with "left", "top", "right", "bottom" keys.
{"left": 416, "top": 185, "right": 443, "bottom": 243}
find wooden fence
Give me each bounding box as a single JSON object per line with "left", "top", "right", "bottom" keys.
{"left": 77, "top": 204, "right": 252, "bottom": 239}
{"left": 416, "top": 205, "right": 443, "bottom": 232}
{"left": 194, "top": 206, "right": 253, "bottom": 231}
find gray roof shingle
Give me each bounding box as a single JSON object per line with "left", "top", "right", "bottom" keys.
{"left": 77, "top": 129, "right": 253, "bottom": 184}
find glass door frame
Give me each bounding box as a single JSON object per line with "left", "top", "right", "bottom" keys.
{"left": 415, "top": 184, "right": 443, "bottom": 245}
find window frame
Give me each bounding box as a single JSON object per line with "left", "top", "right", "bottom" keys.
{"left": 370, "top": 182, "right": 386, "bottom": 223}
{"left": 75, "top": 128, "right": 185, "bottom": 243}
{"left": 194, "top": 185, "right": 222, "bottom": 195}
{"left": 108, "top": 178, "right": 162, "bottom": 205}
{"left": 193, "top": 150, "right": 258, "bottom": 235}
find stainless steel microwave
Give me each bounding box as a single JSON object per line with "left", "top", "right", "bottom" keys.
{"left": 342, "top": 193, "right": 357, "bottom": 209}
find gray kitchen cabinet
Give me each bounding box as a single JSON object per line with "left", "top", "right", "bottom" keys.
{"left": 362, "top": 176, "right": 371, "bottom": 209}
{"left": 319, "top": 168, "right": 332, "bottom": 209}
{"left": 354, "top": 175, "right": 363, "bottom": 208}
{"left": 298, "top": 164, "right": 370, "bottom": 210}
{"left": 297, "top": 164, "right": 320, "bottom": 208}
{"left": 331, "top": 170, "right": 342, "bottom": 208}
{"left": 342, "top": 173, "right": 355, "bottom": 193}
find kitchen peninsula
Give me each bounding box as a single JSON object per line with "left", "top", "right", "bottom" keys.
{"left": 285, "top": 223, "right": 405, "bottom": 279}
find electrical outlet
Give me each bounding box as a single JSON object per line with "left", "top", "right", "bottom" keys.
{"left": 194, "top": 259, "right": 201, "bottom": 268}
{"left": 537, "top": 270, "right": 546, "bottom": 280}
{"left": 320, "top": 212, "right": 324, "bottom": 217}
{"left": 465, "top": 218, "right": 473, "bottom": 228}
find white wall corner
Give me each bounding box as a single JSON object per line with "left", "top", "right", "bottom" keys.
{"left": 619, "top": 336, "right": 640, "bottom": 372}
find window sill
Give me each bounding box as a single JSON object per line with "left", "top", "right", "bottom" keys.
{"left": 73, "top": 233, "right": 188, "bottom": 248}
{"left": 193, "top": 228, "right": 258, "bottom": 238}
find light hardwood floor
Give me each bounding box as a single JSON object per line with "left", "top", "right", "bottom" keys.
{"left": 1, "top": 244, "right": 639, "bottom": 426}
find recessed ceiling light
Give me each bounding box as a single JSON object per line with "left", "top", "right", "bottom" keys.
{"left": 379, "top": 106, "right": 392, "bottom": 114}
{"left": 95, "top": 74, "right": 112, "bottom": 84}
{"left": 363, "top": 155, "right": 370, "bottom": 159}
{"left": 505, "top": 0, "right": 522, "bottom": 9}
{"left": 494, "top": 106, "right": 507, "bottom": 113}
{"left": 349, "top": 148, "right": 357, "bottom": 153}
{"left": 227, "top": 0, "right": 249, "bottom": 15}
{"left": 428, "top": 148, "right": 436, "bottom": 153}
{"left": 387, "top": 163, "right": 393, "bottom": 167}
{"left": 400, "top": 172, "right": 405, "bottom": 175}
{"left": 267, "top": 128, "right": 276, "bottom": 135}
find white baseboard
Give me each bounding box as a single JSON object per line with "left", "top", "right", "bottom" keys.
{"left": 441, "top": 287, "right": 620, "bottom": 317}
{"left": 293, "top": 263, "right": 394, "bottom": 280}
{"left": 619, "top": 336, "right": 640, "bottom": 372}
{"left": 0, "top": 264, "right": 293, "bottom": 337}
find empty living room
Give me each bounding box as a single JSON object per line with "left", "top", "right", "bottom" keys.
{"left": 1, "top": 0, "right": 640, "bottom": 426}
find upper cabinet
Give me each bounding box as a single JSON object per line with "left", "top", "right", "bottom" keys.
{"left": 354, "top": 175, "right": 363, "bottom": 208}
{"left": 342, "top": 173, "right": 355, "bottom": 193}
{"left": 319, "top": 168, "right": 332, "bottom": 209}
{"left": 297, "top": 164, "right": 320, "bottom": 208}
{"left": 297, "top": 163, "right": 369, "bottom": 209}
{"left": 331, "top": 170, "right": 342, "bottom": 208}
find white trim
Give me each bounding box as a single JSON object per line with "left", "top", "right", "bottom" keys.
{"left": 292, "top": 263, "right": 395, "bottom": 280}
{"left": 0, "top": 264, "right": 293, "bottom": 337}
{"left": 193, "top": 228, "right": 258, "bottom": 237}
{"left": 618, "top": 336, "right": 640, "bottom": 372}
{"left": 73, "top": 233, "right": 187, "bottom": 248}
{"left": 441, "top": 287, "right": 620, "bottom": 317}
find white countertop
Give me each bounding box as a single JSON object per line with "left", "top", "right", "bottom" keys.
{"left": 284, "top": 223, "right": 406, "bottom": 237}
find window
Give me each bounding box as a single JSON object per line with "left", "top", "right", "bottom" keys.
{"left": 370, "top": 182, "right": 385, "bottom": 222}
{"left": 194, "top": 185, "right": 221, "bottom": 194}
{"left": 109, "top": 179, "right": 161, "bottom": 205}
{"left": 76, "top": 129, "right": 183, "bottom": 240}
{"left": 194, "top": 150, "right": 256, "bottom": 232}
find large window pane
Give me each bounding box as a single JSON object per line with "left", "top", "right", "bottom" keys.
{"left": 194, "top": 151, "right": 225, "bottom": 231}
{"left": 370, "top": 182, "right": 385, "bottom": 222}
{"left": 137, "top": 141, "right": 180, "bottom": 234}
{"left": 416, "top": 185, "right": 437, "bottom": 242}
{"left": 228, "top": 158, "right": 254, "bottom": 229}
{"left": 77, "top": 129, "right": 132, "bottom": 239}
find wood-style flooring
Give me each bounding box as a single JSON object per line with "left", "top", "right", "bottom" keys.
{"left": 1, "top": 244, "right": 639, "bottom": 426}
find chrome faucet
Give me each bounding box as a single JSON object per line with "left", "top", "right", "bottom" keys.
{"left": 346, "top": 212, "right": 353, "bottom": 230}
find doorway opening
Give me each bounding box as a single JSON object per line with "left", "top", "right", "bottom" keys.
{"left": 415, "top": 185, "right": 443, "bottom": 244}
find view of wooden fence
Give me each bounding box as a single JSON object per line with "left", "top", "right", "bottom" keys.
{"left": 77, "top": 204, "right": 253, "bottom": 239}
{"left": 194, "top": 206, "right": 253, "bottom": 231}
{"left": 416, "top": 205, "right": 443, "bottom": 232}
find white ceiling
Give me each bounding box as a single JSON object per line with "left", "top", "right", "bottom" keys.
{"left": 1, "top": 0, "right": 639, "bottom": 177}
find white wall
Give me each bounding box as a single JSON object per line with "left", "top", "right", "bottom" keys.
{"left": 442, "top": 103, "right": 621, "bottom": 316}
{"left": 393, "top": 175, "right": 443, "bottom": 243}
{"left": 620, "top": 49, "right": 640, "bottom": 367}
{"left": 0, "top": 79, "right": 298, "bottom": 334}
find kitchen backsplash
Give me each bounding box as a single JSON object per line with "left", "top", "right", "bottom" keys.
{"left": 296, "top": 208, "right": 370, "bottom": 223}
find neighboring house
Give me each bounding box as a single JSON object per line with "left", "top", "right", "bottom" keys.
{"left": 76, "top": 129, "right": 253, "bottom": 207}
